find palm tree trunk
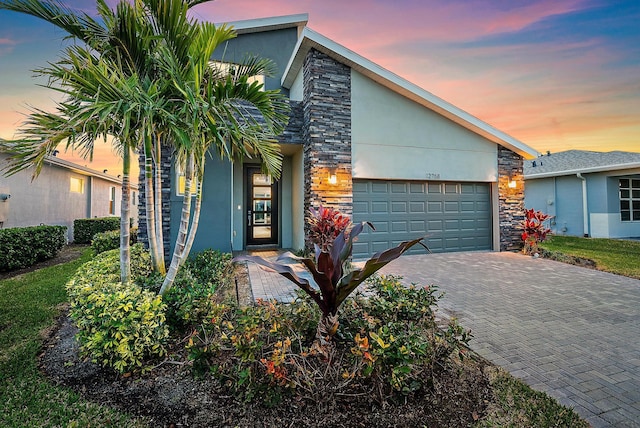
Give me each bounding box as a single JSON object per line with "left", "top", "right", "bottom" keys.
{"left": 144, "top": 133, "right": 164, "bottom": 274}
{"left": 160, "top": 151, "right": 194, "bottom": 295}
{"left": 120, "top": 145, "right": 132, "bottom": 284}
{"left": 180, "top": 161, "right": 204, "bottom": 268}
{"left": 153, "top": 132, "right": 165, "bottom": 271}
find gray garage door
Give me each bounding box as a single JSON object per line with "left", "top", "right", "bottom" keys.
{"left": 352, "top": 180, "right": 492, "bottom": 258}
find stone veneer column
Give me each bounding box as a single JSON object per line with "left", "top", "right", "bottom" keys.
{"left": 137, "top": 143, "right": 172, "bottom": 260}
{"left": 498, "top": 146, "right": 525, "bottom": 251}
{"left": 302, "top": 49, "right": 353, "bottom": 241}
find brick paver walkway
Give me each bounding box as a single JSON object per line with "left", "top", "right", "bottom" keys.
{"left": 245, "top": 250, "right": 640, "bottom": 427}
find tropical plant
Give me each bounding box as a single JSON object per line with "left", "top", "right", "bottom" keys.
{"left": 0, "top": 0, "right": 289, "bottom": 292}
{"left": 235, "top": 205, "right": 428, "bottom": 346}
{"left": 521, "top": 208, "right": 552, "bottom": 255}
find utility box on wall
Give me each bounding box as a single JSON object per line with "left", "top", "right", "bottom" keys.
{"left": 0, "top": 187, "right": 11, "bottom": 225}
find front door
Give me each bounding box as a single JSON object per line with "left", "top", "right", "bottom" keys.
{"left": 246, "top": 166, "right": 278, "bottom": 246}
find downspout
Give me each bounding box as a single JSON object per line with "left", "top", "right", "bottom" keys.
{"left": 577, "top": 173, "right": 589, "bottom": 237}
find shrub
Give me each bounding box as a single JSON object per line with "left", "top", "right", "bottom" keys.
{"left": 73, "top": 217, "right": 120, "bottom": 244}
{"left": 521, "top": 209, "right": 552, "bottom": 255}
{"left": 91, "top": 227, "right": 138, "bottom": 254}
{"left": 164, "top": 250, "right": 234, "bottom": 330}
{"left": 186, "top": 275, "right": 470, "bottom": 404}
{"left": 66, "top": 245, "right": 167, "bottom": 373}
{"left": 0, "top": 225, "right": 67, "bottom": 271}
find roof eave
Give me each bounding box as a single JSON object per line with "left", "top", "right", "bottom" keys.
{"left": 282, "top": 28, "right": 539, "bottom": 160}
{"left": 223, "top": 13, "right": 309, "bottom": 35}
{"left": 525, "top": 163, "right": 640, "bottom": 179}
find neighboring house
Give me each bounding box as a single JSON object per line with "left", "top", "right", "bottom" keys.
{"left": 0, "top": 151, "right": 138, "bottom": 241}
{"left": 524, "top": 150, "right": 640, "bottom": 239}
{"left": 138, "top": 14, "right": 539, "bottom": 258}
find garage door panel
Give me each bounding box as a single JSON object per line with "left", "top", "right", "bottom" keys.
{"left": 353, "top": 179, "right": 491, "bottom": 258}
{"left": 392, "top": 202, "right": 408, "bottom": 213}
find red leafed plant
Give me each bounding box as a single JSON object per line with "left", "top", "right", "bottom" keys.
{"left": 307, "top": 205, "right": 351, "bottom": 251}
{"left": 234, "top": 205, "right": 427, "bottom": 347}
{"left": 521, "top": 208, "right": 552, "bottom": 255}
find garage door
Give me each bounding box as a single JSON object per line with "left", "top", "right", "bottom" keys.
{"left": 352, "top": 180, "right": 492, "bottom": 258}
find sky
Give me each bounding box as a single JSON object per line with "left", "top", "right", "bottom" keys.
{"left": 1, "top": 0, "right": 639, "bottom": 176}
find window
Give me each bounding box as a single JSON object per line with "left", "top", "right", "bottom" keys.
{"left": 70, "top": 177, "right": 84, "bottom": 194}
{"left": 109, "top": 186, "right": 116, "bottom": 215}
{"left": 619, "top": 178, "right": 640, "bottom": 221}
{"left": 176, "top": 166, "right": 197, "bottom": 196}
{"left": 209, "top": 60, "right": 265, "bottom": 89}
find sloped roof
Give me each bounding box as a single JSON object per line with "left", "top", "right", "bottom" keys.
{"left": 524, "top": 150, "right": 640, "bottom": 179}
{"left": 278, "top": 26, "right": 539, "bottom": 159}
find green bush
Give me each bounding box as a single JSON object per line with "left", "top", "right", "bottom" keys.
{"left": 185, "top": 249, "right": 233, "bottom": 289}
{"left": 164, "top": 250, "right": 234, "bottom": 330}
{"left": 67, "top": 245, "right": 167, "bottom": 373}
{"left": 73, "top": 217, "right": 120, "bottom": 244}
{"left": 91, "top": 228, "right": 138, "bottom": 254}
{"left": 185, "top": 275, "right": 470, "bottom": 404}
{"left": 0, "top": 225, "right": 67, "bottom": 272}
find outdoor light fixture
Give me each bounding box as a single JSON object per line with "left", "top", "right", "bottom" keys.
{"left": 327, "top": 168, "right": 338, "bottom": 185}
{"left": 508, "top": 176, "right": 517, "bottom": 188}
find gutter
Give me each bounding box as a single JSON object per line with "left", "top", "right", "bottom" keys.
{"left": 577, "top": 173, "right": 589, "bottom": 237}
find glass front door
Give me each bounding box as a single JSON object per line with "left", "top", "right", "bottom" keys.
{"left": 246, "top": 166, "right": 278, "bottom": 245}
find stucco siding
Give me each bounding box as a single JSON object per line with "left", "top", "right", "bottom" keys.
{"left": 525, "top": 176, "right": 584, "bottom": 236}
{"left": 211, "top": 27, "right": 299, "bottom": 92}
{"left": 351, "top": 70, "right": 497, "bottom": 182}
{"left": 172, "top": 155, "right": 232, "bottom": 254}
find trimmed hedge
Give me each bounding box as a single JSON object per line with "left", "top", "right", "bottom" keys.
{"left": 0, "top": 225, "right": 67, "bottom": 272}
{"left": 92, "top": 228, "right": 138, "bottom": 254}
{"left": 74, "top": 217, "right": 120, "bottom": 244}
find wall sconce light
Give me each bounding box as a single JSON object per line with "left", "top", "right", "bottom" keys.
{"left": 327, "top": 169, "right": 338, "bottom": 185}
{"left": 508, "top": 177, "right": 517, "bottom": 188}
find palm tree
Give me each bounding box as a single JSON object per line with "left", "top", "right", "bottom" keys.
{"left": 1, "top": 0, "right": 290, "bottom": 292}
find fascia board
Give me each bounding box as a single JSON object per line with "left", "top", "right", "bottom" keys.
{"left": 223, "top": 14, "right": 309, "bottom": 35}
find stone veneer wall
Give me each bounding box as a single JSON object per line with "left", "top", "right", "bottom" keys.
{"left": 137, "top": 143, "right": 172, "bottom": 260}
{"left": 498, "top": 146, "right": 525, "bottom": 251}
{"left": 302, "top": 49, "right": 353, "bottom": 240}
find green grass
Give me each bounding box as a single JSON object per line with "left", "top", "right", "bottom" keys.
{"left": 0, "top": 250, "right": 147, "bottom": 428}
{"left": 540, "top": 236, "right": 640, "bottom": 279}
{"left": 478, "top": 367, "right": 589, "bottom": 427}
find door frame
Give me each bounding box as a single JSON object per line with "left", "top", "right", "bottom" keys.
{"left": 244, "top": 165, "right": 279, "bottom": 246}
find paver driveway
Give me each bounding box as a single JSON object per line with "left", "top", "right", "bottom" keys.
{"left": 248, "top": 250, "right": 640, "bottom": 427}
{"left": 377, "top": 251, "right": 640, "bottom": 428}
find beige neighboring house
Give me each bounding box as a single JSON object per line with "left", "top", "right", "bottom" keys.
{"left": 0, "top": 152, "right": 138, "bottom": 241}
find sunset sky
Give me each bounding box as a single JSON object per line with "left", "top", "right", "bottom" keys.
{"left": 1, "top": 0, "right": 638, "bottom": 175}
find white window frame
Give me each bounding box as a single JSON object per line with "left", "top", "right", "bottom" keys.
{"left": 109, "top": 186, "right": 116, "bottom": 215}
{"left": 619, "top": 178, "right": 640, "bottom": 222}
{"left": 70, "top": 177, "right": 84, "bottom": 194}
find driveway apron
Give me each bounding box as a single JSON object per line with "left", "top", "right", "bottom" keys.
{"left": 377, "top": 251, "right": 640, "bottom": 428}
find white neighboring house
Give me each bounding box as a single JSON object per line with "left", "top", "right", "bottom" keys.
{"left": 0, "top": 151, "right": 138, "bottom": 241}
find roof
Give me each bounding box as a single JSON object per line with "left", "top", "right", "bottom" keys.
{"left": 44, "top": 155, "right": 137, "bottom": 187}
{"left": 524, "top": 150, "right": 640, "bottom": 179}
{"left": 279, "top": 27, "right": 539, "bottom": 160}
{"left": 223, "top": 13, "right": 308, "bottom": 35}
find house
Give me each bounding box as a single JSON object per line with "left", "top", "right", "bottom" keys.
{"left": 524, "top": 150, "right": 640, "bottom": 239}
{"left": 138, "top": 14, "right": 539, "bottom": 258}
{"left": 0, "top": 151, "right": 138, "bottom": 241}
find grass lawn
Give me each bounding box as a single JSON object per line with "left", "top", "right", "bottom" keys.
{"left": 540, "top": 236, "right": 640, "bottom": 279}
{"left": 0, "top": 249, "right": 146, "bottom": 428}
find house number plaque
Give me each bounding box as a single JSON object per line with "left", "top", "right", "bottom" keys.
{"left": 425, "top": 172, "right": 441, "bottom": 180}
